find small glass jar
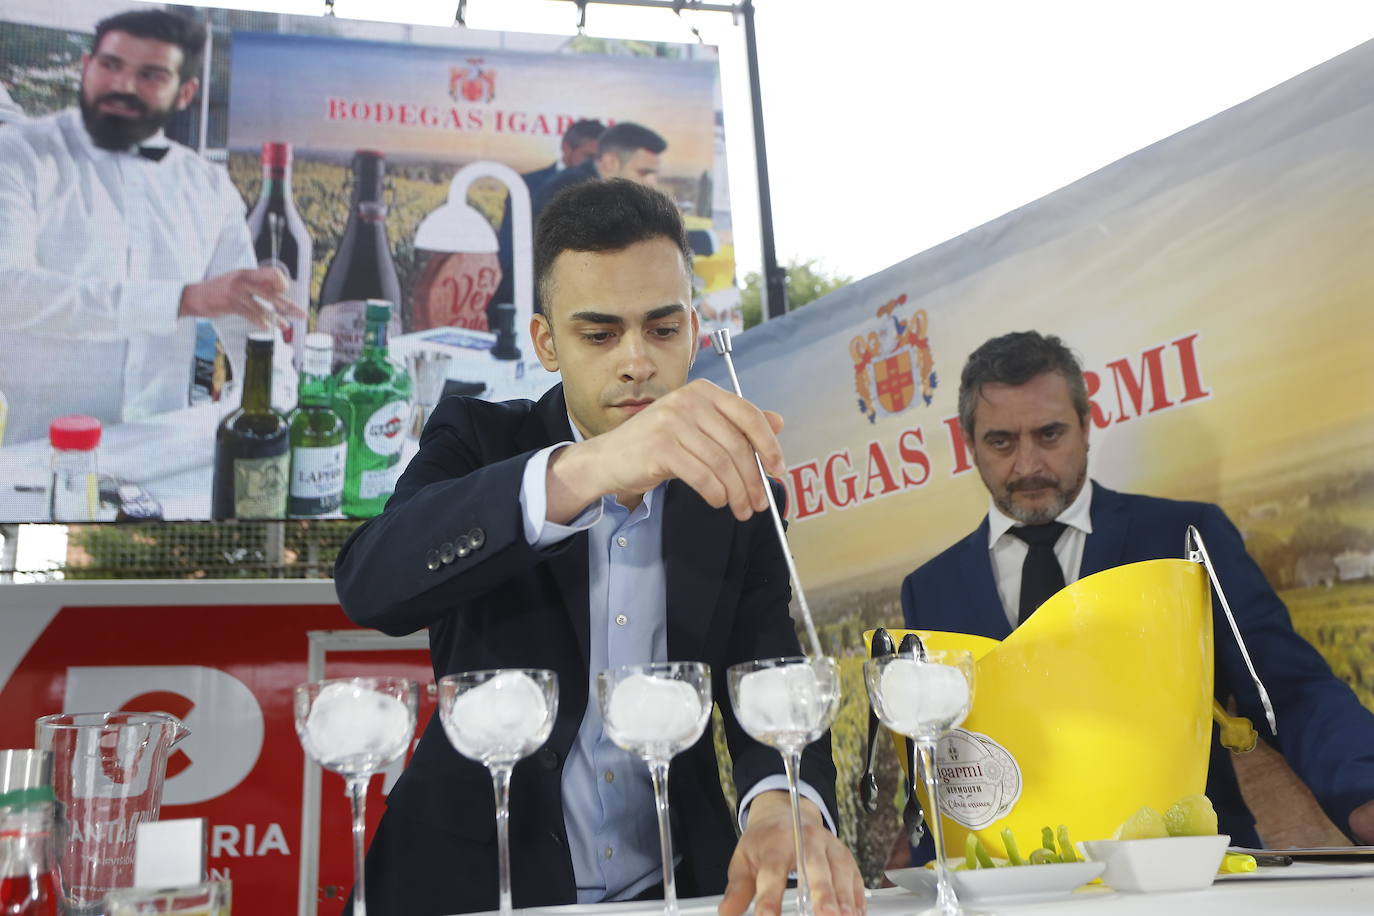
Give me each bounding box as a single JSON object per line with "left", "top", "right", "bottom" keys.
{"left": 0, "top": 786, "right": 62, "bottom": 916}
{"left": 48, "top": 415, "right": 102, "bottom": 522}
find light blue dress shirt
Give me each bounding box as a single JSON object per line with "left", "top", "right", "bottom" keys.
{"left": 519, "top": 424, "right": 832, "bottom": 903}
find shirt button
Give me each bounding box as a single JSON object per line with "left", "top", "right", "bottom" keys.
{"left": 615, "top": 614, "right": 628, "bottom": 626}
{"left": 604, "top": 846, "right": 614, "bottom": 859}
{"left": 604, "top": 770, "right": 615, "bottom": 784}
{"left": 616, "top": 536, "right": 628, "bottom": 548}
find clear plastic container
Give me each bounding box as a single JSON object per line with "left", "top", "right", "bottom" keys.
{"left": 48, "top": 415, "right": 102, "bottom": 522}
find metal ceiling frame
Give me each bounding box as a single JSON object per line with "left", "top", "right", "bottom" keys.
{"left": 545, "top": 0, "right": 788, "bottom": 318}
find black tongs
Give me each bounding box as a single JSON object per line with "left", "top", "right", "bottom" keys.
{"left": 858, "top": 628, "right": 895, "bottom": 811}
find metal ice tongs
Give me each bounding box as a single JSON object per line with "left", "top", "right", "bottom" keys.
{"left": 1186, "top": 525, "right": 1278, "bottom": 735}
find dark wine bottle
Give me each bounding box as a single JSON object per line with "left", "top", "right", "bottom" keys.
{"left": 246, "top": 141, "right": 312, "bottom": 371}
{"left": 212, "top": 332, "right": 290, "bottom": 520}
{"left": 316, "top": 150, "right": 402, "bottom": 373}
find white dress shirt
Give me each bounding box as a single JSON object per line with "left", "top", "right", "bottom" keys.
{"left": 986, "top": 481, "right": 1094, "bottom": 628}
{"left": 518, "top": 421, "right": 833, "bottom": 902}
{"left": 0, "top": 109, "right": 257, "bottom": 445}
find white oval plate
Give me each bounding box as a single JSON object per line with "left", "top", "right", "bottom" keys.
{"left": 886, "top": 860, "right": 1106, "bottom": 902}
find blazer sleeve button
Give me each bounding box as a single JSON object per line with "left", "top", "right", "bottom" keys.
{"left": 439, "top": 542, "right": 456, "bottom": 564}
{"left": 425, "top": 549, "right": 441, "bottom": 571}
{"left": 455, "top": 535, "right": 471, "bottom": 558}
{"left": 468, "top": 527, "right": 486, "bottom": 550}
{"left": 536, "top": 747, "right": 559, "bottom": 770}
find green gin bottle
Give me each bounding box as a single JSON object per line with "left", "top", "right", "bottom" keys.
{"left": 288, "top": 333, "right": 347, "bottom": 518}
{"left": 212, "top": 332, "right": 290, "bottom": 519}
{"left": 334, "top": 300, "right": 412, "bottom": 517}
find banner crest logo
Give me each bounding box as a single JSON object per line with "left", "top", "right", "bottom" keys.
{"left": 450, "top": 58, "right": 496, "bottom": 103}
{"left": 849, "top": 294, "right": 937, "bottom": 423}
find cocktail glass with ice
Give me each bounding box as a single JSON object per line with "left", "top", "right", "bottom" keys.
{"left": 293, "top": 676, "right": 418, "bottom": 916}
{"left": 727, "top": 656, "right": 841, "bottom": 916}
{"left": 438, "top": 669, "right": 558, "bottom": 916}
{"left": 597, "top": 662, "right": 712, "bottom": 916}
{"left": 864, "top": 650, "right": 977, "bottom": 916}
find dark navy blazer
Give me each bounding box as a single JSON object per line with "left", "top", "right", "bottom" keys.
{"left": 334, "top": 384, "right": 836, "bottom": 915}
{"left": 901, "top": 481, "right": 1374, "bottom": 849}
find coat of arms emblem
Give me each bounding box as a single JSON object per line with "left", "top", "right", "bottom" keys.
{"left": 849, "top": 293, "right": 937, "bottom": 423}
{"left": 449, "top": 58, "right": 496, "bottom": 103}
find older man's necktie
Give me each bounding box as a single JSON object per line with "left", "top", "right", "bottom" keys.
{"left": 1010, "top": 522, "right": 1067, "bottom": 625}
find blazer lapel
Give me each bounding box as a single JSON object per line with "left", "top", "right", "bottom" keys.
{"left": 959, "top": 518, "right": 1014, "bottom": 640}
{"left": 526, "top": 385, "right": 591, "bottom": 668}
{"left": 663, "top": 481, "right": 731, "bottom": 662}
{"left": 1080, "top": 482, "right": 1130, "bottom": 577}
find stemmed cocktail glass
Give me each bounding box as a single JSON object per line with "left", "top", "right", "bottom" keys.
{"left": 294, "top": 676, "right": 419, "bottom": 916}
{"left": 865, "top": 650, "right": 978, "bottom": 916}
{"left": 728, "top": 656, "right": 841, "bottom": 916}
{"left": 438, "top": 669, "right": 558, "bottom": 916}
{"left": 597, "top": 662, "right": 713, "bottom": 916}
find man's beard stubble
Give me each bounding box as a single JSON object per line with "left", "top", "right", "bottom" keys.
{"left": 995, "top": 468, "right": 1087, "bottom": 526}
{"left": 79, "top": 92, "right": 174, "bottom": 150}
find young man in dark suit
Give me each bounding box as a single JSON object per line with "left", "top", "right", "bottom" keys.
{"left": 900, "top": 331, "right": 1374, "bottom": 854}
{"left": 335, "top": 179, "right": 864, "bottom": 915}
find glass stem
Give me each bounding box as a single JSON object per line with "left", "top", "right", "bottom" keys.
{"left": 346, "top": 774, "right": 369, "bottom": 916}
{"left": 781, "top": 748, "right": 812, "bottom": 916}
{"left": 648, "top": 757, "right": 680, "bottom": 916}
{"left": 917, "top": 739, "right": 959, "bottom": 915}
{"left": 491, "top": 764, "right": 515, "bottom": 916}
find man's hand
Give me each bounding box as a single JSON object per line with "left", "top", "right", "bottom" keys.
{"left": 1349, "top": 799, "right": 1374, "bottom": 844}
{"left": 718, "top": 792, "right": 865, "bottom": 916}
{"left": 547, "top": 379, "right": 786, "bottom": 523}
{"left": 179, "top": 266, "right": 306, "bottom": 330}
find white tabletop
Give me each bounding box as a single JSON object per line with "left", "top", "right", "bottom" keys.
{"left": 468, "top": 868, "right": 1374, "bottom": 916}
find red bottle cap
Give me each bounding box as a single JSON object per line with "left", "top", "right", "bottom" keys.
{"left": 49, "top": 415, "right": 102, "bottom": 451}
{"left": 261, "top": 141, "right": 292, "bottom": 168}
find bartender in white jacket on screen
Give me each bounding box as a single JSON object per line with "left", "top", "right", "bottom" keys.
{"left": 0, "top": 8, "right": 304, "bottom": 446}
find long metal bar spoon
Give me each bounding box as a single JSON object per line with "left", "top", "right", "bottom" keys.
{"left": 710, "top": 327, "right": 822, "bottom": 657}
{"left": 713, "top": 328, "right": 841, "bottom": 916}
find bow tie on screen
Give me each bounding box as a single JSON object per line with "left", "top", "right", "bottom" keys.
{"left": 1010, "top": 521, "right": 1068, "bottom": 625}
{"left": 136, "top": 145, "right": 169, "bottom": 162}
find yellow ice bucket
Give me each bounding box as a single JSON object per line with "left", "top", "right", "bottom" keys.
{"left": 865, "top": 558, "right": 1213, "bottom": 857}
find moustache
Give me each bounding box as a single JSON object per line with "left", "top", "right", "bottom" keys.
{"left": 94, "top": 93, "right": 148, "bottom": 116}
{"left": 1006, "top": 476, "right": 1060, "bottom": 493}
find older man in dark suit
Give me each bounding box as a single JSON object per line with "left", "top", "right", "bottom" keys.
{"left": 900, "top": 331, "right": 1374, "bottom": 855}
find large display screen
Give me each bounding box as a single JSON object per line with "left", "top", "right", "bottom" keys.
{"left": 0, "top": 1, "right": 735, "bottom": 523}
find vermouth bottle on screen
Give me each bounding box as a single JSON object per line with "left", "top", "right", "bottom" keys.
{"left": 247, "top": 141, "right": 312, "bottom": 371}
{"left": 212, "top": 332, "right": 290, "bottom": 520}
{"left": 288, "top": 333, "right": 347, "bottom": 518}
{"left": 316, "top": 150, "right": 402, "bottom": 373}
{"left": 333, "top": 301, "right": 412, "bottom": 517}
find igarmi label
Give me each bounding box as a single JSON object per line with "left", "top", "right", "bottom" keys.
{"left": 935, "top": 728, "right": 1022, "bottom": 829}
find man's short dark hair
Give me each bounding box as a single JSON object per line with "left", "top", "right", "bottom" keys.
{"left": 534, "top": 178, "right": 692, "bottom": 310}
{"left": 597, "top": 122, "right": 667, "bottom": 162}
{"left": 563, "top": 119, "right": 605, "bottom": 148}
{"left": 93, "top": 9, "right": 207, "bottom": 83}
{"left": 958, "top": 331, "right": 1090, "bottom": 437}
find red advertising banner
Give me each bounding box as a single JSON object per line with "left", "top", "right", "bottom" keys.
{"left": 0, "top": 581, "right": 431, "bottom": 915}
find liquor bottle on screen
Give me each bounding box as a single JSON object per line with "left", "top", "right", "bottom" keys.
{"left": 211, "top": 332, "right": 290, "bottom": 520}
{"left": 247, "top": 141, "right": 313, "bottom": 373}
{"left": 316, "top": 150, "right": 402, "bottom": 373}
{"left": 333, "top": 300, "right": 412, "bottom": 517}
{"left": 288, "top": 333, "right": 347, "bottom": 518}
